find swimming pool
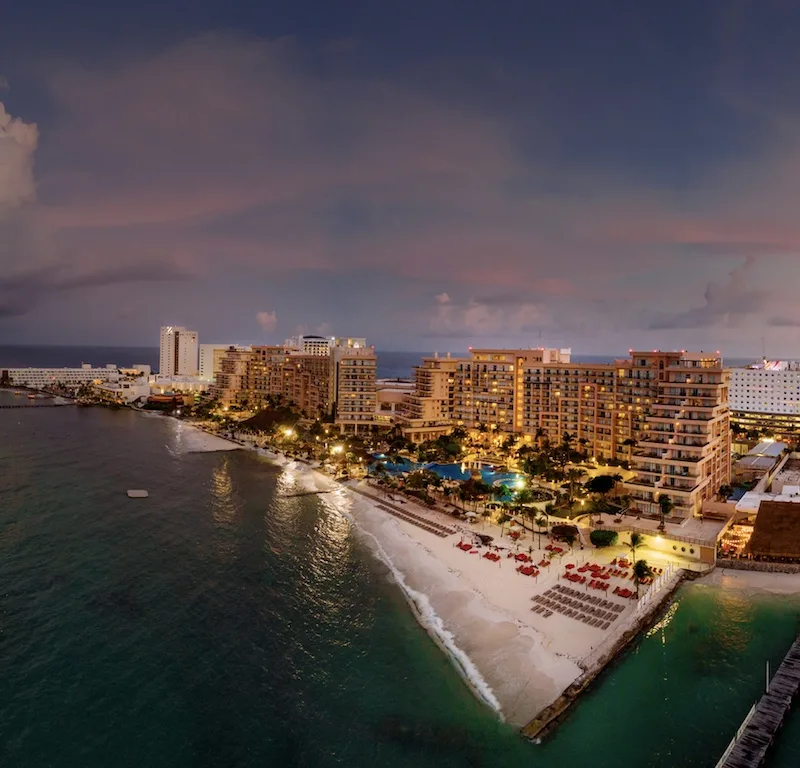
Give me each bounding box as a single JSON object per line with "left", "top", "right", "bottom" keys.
{"left": 370, "top": 457, "right": 524, "bottom": 491}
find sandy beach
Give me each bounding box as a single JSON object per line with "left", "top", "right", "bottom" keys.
{"left": 701, "top": 568, "right": 800, "bottom": 595}
{"left": 173, "top": 432, "right": 684, "bottom": 726}
{"left": 158, "top": 418, "right": 243, "bottom": 454}
{"left": 243, "top": 447, "right": 681, "bottom": 725}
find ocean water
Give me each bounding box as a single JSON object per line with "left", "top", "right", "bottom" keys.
{"left": 2, "top": 394, "right": 799, "bottom": 767}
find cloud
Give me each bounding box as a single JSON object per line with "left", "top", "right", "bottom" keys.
{"left": 768, "top": 315, "right": 800, "bottom": 328}
{"left": 8, "top": 29, "right": 800, "bottom": 348}
{"left": 429, "top": 292, "right": 545, "bottom": 338}
{"left": 648, "top": 257, "right": 770, "bottom": 330}
{"left": 256, "top": 310, "right": 277, "bottom": 332}
{"left": 0, "top": 100, "right": 37, "bottom": 205}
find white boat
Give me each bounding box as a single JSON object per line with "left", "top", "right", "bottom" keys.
{"left": 126, "top": 490, "right": 149, "bottom": 498}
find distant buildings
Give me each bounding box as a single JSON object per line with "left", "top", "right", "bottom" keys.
{"left": 159, "top": 326, "right": 199, "bottom": 377}
{"left": 209, "top": 335, "right": 377, "bottom": 431}
{"left": 1, "top": 364, "right": 121, "bottom": 388}
{"left": 730, "top": 361, "right": 800, "bottom": 437}
{"left": 199, "top": 344, "right": 250, "bottom": 383}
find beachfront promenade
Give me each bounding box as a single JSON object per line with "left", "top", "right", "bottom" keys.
{"left": 717, "top": 635, "right": 800, "bottom": 768}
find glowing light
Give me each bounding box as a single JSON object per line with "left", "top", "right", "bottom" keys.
{"left": 283, "top": 427, "right": 295, "bottom": 437}
{"left": 515, "top": 479, "right": 526, "bottom": 490}
{"left": 332, "top": 445, "right": 344, "bottom": 454}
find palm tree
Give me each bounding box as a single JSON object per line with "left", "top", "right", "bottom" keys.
{"left": 535, "top": 513, "right": 549, "bottom": 549}
{"left": 497, "top": 512, "right": 511, "bottom": 538}
{"left": 657, "top": 494, "right": 674, "bottom": 531}
{"left": 629, "top": 532, "right": 644, "bottom": 563}
{"left": 632, "top": 559, "right": 653, "bottom": 598}
{"left": 622, "top": 437, "right": 638, "bottom": 464}
{"left": 566, "top": 467, "right": 583, "bottom": 505}
{"left": 592, "top": 496, "right": 612, "bottom": 524}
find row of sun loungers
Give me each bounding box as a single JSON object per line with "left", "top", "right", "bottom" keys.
{"left": 553, "top": 584, "right": 626, "bottom": 613}
{"left": 351, "top": 488, "right": 457, "bottom": 537}
{"left": 530, "top": 585, "right": 627, "bottom": 630}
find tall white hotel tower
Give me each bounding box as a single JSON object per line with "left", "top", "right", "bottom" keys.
{"left": 159, "top": 326, "right": 199, "bottom": 376}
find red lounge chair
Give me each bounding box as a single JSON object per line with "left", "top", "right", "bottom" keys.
{"left": 565, "top": 563, "right": 575, "bottom": 569}
{"left": 611, "top": 558, "right": 617, "bottom": 565}
{"left": 545, "top": 544, "right": 552, "bottom": 551}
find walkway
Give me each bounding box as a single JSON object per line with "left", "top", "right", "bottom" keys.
{"left": 717, "top": 636, "right": 800, "bottom": 767}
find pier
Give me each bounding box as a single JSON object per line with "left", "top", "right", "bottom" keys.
{"left": 0, "top": 402, "right": 74, "bottom": 409}
{"left": 717, "top": 636, "right": 800, "bottom": 768}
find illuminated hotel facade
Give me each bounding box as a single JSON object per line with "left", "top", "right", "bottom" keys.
{"left": 402, "top": 347, "right": 730, "bottom": 518}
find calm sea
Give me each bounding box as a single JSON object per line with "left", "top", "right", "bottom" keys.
{"left": 1, "top": 393, "right": 799, "bottom": 767}
{"left": 0, "top": 345, "right": 758, "bottom": 382}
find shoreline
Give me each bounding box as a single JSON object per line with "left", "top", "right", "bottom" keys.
{"left": 130, "top": 417, "right": 800, "bottom": 736}
{"left": 199, "top": 430, "right": 681, "bottom": 729}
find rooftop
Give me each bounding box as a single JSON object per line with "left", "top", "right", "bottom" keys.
{"left": 746, "top": 501, "right": 800, "bottom": 559}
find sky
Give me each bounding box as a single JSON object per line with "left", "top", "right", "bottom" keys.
{"left": 1, "top": 1, "right": 800, "bottom": 355}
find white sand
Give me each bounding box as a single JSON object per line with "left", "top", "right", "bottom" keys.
{"left": 211, "top": 444, "right": 676, "bottom": 725}
{"left": 700, "top": 568, "right": 800, "bottom": 595}
{"left": 165, "top": 420, "right": 242, "bottom": 454}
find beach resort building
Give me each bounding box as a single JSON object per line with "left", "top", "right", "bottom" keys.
{"left": 211, "top": 347, "right": 256, "bottom": 408}
{"left": 393, "top": 354, "right": 459, "bottom": 443}
{"left": 199, "top": 344, "right": 250, "bottom": 382}
{"left": 330, "top": 345, "right": 377, "bottom": 432}
{"left": 397, "top": 347, "right": 731, "bottom": 517}
{"left": 95, "top": 377, "right": 151, "bottom": 404}
{"left": 1, "top": 364, "right": 121, "bottom": 389}
{"left": 211, "top": 337, "right": 377, "bottom": 430}
{"left": 159, "top": 326, "right": 199, "bottom": 377}
{"left": 283, "top": 334, "right": 368, "bottom": 357}
{"left": 729, "top": 361, "right": 800, "bottom": 438}
{"left": 624, "top": 351, "right": 731, "bottom": 518}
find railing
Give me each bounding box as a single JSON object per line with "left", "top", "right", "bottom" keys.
{"left": 714, "top": 704, "right": 757, "bottom": 768}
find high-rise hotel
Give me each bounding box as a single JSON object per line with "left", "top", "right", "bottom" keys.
{"left": 210, "top": 335, "right": 377, "bottom": 432}
{"left": 399, "top": 347, "right": 730, "bottom": 517}
{"left": 159, "top": 326, "right": 199, "bottom": 377}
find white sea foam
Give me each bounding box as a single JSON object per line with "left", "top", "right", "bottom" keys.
{"left": 216, "top": 446, "right": 506, "bottom": 717}
{"left": 338, "top": 498, "right": 503, "bottom": 716}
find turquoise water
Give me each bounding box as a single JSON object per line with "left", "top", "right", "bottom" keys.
{"left": 372, "top": 458, "right": 524, "bottom": 490}
{"left": 2, "top": 394, "right": 800, "bottom": 767}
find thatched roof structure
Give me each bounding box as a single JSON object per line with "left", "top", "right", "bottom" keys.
{"left": 746, "top": 501, "right": 800, "bottom": 560}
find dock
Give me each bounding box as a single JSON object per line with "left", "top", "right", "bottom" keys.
{"left": 0, "top": 402, "right": 74, "bottom": 409}
{"left": 717, "top": 636, "right": 800, "bottom": 767}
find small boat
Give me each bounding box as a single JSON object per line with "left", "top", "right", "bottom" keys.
{"left": 126, "top": 490, "right": 149, "bottom": 498}
{"left": 27, "top": 394, "right": 36, "bottom": 400}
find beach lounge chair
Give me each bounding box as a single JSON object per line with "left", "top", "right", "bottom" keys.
{"left": 543, "top": 610, "right": 552, "bottom": 618}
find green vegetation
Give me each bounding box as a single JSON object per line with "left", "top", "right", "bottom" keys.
{"left": 551, "top": 523, "right": 579, "bottom": 547}
{"left": 657, "top": 494, "right": 675, "bottom": 531}
{"left": 589, "top": 529, "right": 619, "bottom": 548}
{"left": 629, "top": 532, "right": 644, "bottom": 562}
{"left": 632, "top": 559, "right": 653, "bottom": 597}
